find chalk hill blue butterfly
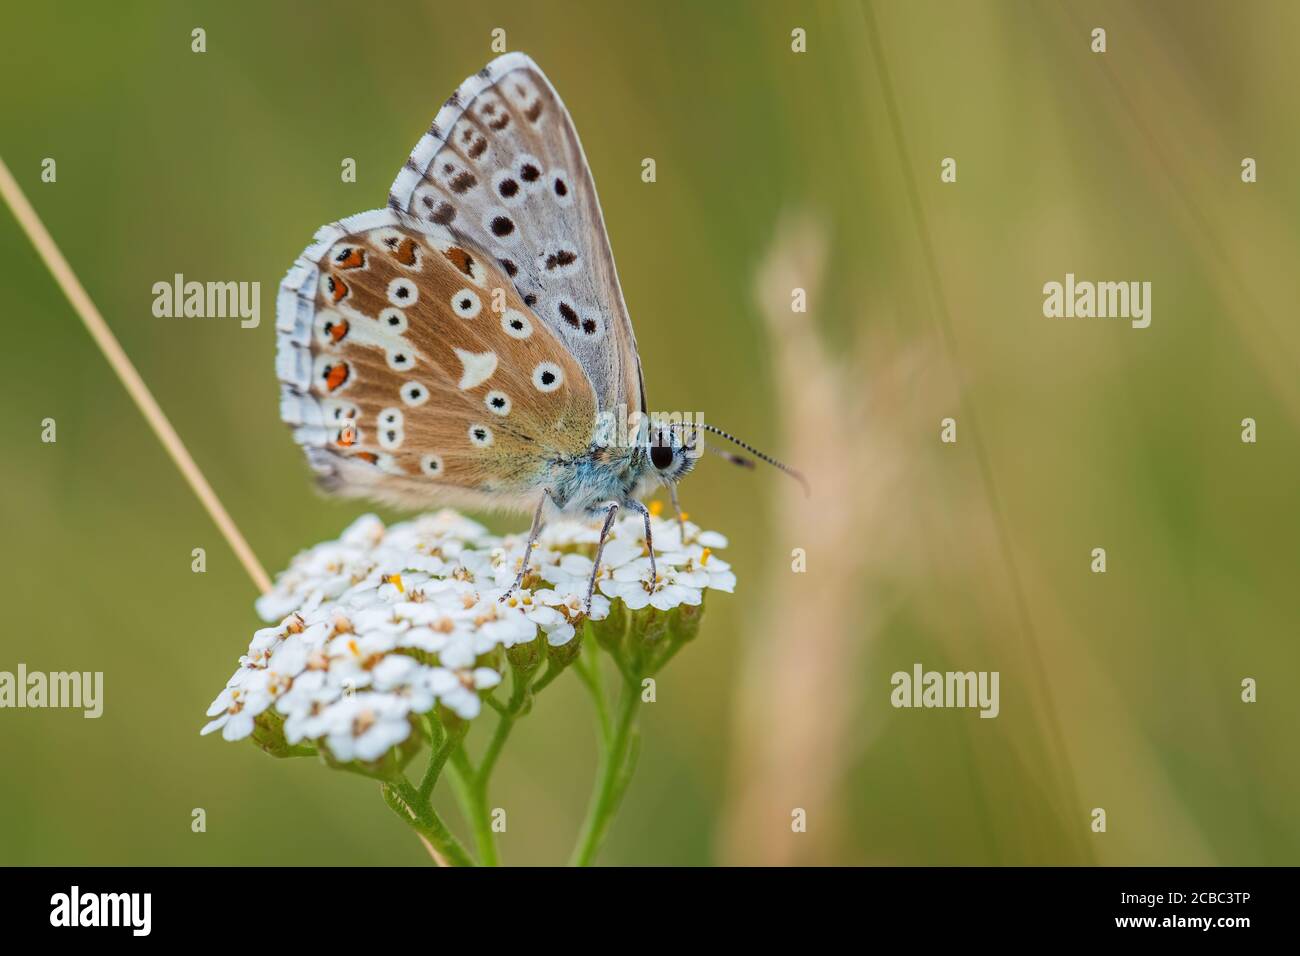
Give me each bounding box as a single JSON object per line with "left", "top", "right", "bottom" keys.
{"left": 276, "top": 53, "right": 803, "bottom": 607}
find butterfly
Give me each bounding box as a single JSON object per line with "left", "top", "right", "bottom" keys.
{"left": 276, "top": 52, "right": 805, "bottom": 609}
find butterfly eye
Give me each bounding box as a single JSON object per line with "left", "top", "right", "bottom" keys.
{"left": 468, "top": 424, "right": 494, "bottom": 448}
{"left": 484, "top": 391, "right": 511, "bottom": 416}
{"left": 420, "top": 454, "right": 444, "bottom": 476}
{"left": 387, "top": 349, "right": 413, "bottom": 371}
{"left": 650, "top": 443, "right": 675, "bottom": 470}
{"left": 379, "top": 408, "right": 404, "bottom": 429}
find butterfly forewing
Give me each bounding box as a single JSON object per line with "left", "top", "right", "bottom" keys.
{"left": 277, "top": 209, "right": 596, "bottom": 511}
{"left": 388, "top": 52, "right": 646, "bottom": 418}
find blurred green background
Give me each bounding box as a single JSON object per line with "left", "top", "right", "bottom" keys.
{"left": 2, "top": 0, "right": 1298, "bottom": 865}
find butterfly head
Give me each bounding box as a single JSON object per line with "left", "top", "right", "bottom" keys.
{"left": 643, "top": 425, "right": 699, "bottom": 486}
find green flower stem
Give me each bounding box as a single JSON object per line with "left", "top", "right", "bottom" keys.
{"left": 383, "top": 779, "right": 476, "bottom": 867}
{"left": 573, "top": 640, "right": 611, "bottom": 743}
{"left": 445, "top": 667, "right": 534, "bottom": 866}
{"left": 647, "top": 640, "right": 686, "bottom": 676}
{"left": 419, "top": 714, "right": 465, "bottom": 801}
{"left": 481, "top": 666, "right": 531, "bottom": 780}
{"left": 570, "top": 674, "right": 641, "bottom": 866}
{"left": 446, "top": 748, "right": 497, "bottom": 866}
{"left": 528, "top": 660, "right": 563, "bottom": 694}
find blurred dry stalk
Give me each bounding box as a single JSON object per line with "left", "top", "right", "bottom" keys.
{"left": 719, "top": 210, "right": 943, "bottom": 865}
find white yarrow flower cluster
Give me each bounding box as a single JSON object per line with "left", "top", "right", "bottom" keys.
{"left": 202, "top": 508, "right": 731, "bottom": 763}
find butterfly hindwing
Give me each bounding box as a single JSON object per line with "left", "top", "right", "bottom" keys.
{"left": 277, "top": 209, "right": 597, "bottom": 511}
{"left": 388, "top": 52, "right": 646, "bottom": 419}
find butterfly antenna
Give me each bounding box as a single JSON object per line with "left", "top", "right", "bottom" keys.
{"left": 705, "top": 443, "right": 756, "bottom": 470}
{"left": 674, "top": 421, "right": 810, "bottom": 496}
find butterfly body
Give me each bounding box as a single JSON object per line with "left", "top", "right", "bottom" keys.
{"left": 545, "top": 435, "right": 696, "bottom": 516}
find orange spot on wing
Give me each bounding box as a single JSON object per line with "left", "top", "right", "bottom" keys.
{"left": 352, "top": 451, "right": 379, "bottom": 464}
{"left": 393, "top": 237, "right": 418, "bottom": 265}
{"left": 327, "top": 274, "right": 349, "bottom": 302}
{"left": 443, "top": 246, "right": 475, "bottom": 277}
{"left": 334, "top": 247, "right": 366, "bottom": 269}
{"left": 326, "top": 318, "right": 349, "bottom": 343}
{"left": 324, "top": 362, "right": 350, "bottom": 392}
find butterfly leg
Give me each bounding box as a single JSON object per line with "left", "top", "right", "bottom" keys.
{"left": 585, "top": 501, "right": 621, "bottom": 613}
{"left": 500, "top": 489, "right": 551, "bottom": 603}
{"left": 624, "top": 498, "right": 658, "bottom": 587}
